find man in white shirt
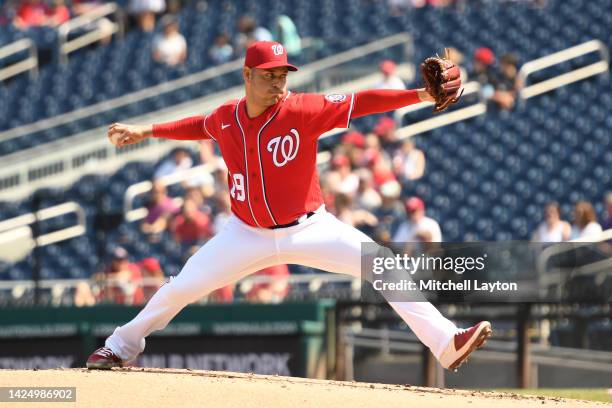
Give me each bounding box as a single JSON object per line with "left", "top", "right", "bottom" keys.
{"left": 377, "top": 60, "right": 406, "bottom": 91}
{"left": 152, "top": 15, "right": 187, "bottom": 66}
{"left": 393, "top": 196, "right": 442, "bottom": 242}
{"left": 153, "top": 148, "right": 192, "bottom": 179}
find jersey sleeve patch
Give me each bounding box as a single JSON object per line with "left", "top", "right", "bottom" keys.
{"left": 324, "top": 93, "right": 348, "bottom": 103}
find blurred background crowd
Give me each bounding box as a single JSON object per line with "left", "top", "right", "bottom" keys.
{"left": 0, "top": 0, "right": 610, "bottom": 309}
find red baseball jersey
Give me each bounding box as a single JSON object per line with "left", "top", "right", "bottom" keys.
{"left": 202, "top": 92, "right": 355, "bottom": 228}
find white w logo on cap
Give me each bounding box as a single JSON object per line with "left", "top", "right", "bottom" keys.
{"left": 271, "top": 44, "right": 284, "bottom": 56}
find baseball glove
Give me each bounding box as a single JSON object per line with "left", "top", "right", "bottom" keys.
{"left": 421, "top": 49, "right": 463, "bottom": 113}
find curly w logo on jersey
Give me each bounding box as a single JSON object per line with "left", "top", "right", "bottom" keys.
{"left": 267, "top": 129, "right": 300, "bottom": 167}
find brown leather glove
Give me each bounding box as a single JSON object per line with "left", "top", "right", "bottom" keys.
{"left": 421, "top": 49, "right": 464, "bottom": 113}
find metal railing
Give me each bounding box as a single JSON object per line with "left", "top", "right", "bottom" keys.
{"left": 58, "top": 2, "right": 123, "bottom": 64}
{"left": 0, "top": 271, "right": 359, "bottom": 306}
{"left": 536, "top": 228, "right": 612, "bottom": 292}
{"left": 393, "top": 81, "right": 485, "bottom": 140}
{"left": 0, "top": 201, "right": 86, "bottom": 262}
{"left": 0, "top": 130, "right": 189, "bottom": 198}
{"left": 0, "top": 55, "right": 242, "bottom": 145}
{"left": 519, "top": 39, "right": 609, "bottom": 100}
{"left": 0, "top": 38, "right": 38, "bottom": 82}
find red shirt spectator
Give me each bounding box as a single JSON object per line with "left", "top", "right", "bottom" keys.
{"left": 95, "top": 247, "right": 144, "bottom": 305}
{"left": 46, "top": 0, "right": 70, "bottom": 27}
{"left": 171, "top": 198, "right": 212, "bottom": 243}
{"left": 208, "top": 285, "right": 234, "bottom": 303}
{"left": 138, "top": 257, "right": 165, "bottom": 302}
{"left": 246, "top": 265, "right": 290, "bottom": 303}
{"left": 14, "top": 0, "right": 49, "bottom": 29}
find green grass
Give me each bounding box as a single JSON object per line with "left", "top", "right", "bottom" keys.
{"left": 493, "top": 389, "right": 612, "bottom": 403}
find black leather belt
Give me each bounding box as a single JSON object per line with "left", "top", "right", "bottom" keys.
{"left": 268, "top": 211, "right": 316, "bottom": 229}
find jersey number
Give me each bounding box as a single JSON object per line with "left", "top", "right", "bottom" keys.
{"left": 230, "top": 173, "right": 245, "bottom": 201}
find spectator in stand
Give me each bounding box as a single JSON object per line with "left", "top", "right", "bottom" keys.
{"left": 355, "top": 169, "right": 382, "bottom": 212}
{"left": 194, "top": 141, "right": 223, "bottom": 194}
{"left": 199, "top": 139, "right": 222, "bottom": 167}
{"left": 491, "top": 53, "right": 521, "bottom": 110}
{"left": 415, "top": 229, "right": 434, "bottom": 242}
{"left": 373, "top": 180, "right": 404, "bottom": 243}
{"left": 362, "top": 132, "right": 395, "bottom": 186}
{"left": 207, "top": 284, "right": 234, "bottom": 303}
{"left": 319, "top": 178, "right": 337, "bottom": 214}
{"left": 234, "top": 15, "right": 272, "bottom": 56}
{"left": 393, "top": 196, "right": 442, "bottom": 242}
{"left": 184, "top": 186, "right": 211, "bottom": 214}
{"left": 154, "top": 148, "right": 192, "bottom": 179}
{"left": 325, "top": 154, "right": 359, "bottom": 197}
{"left": 46, "top": 0, "right": 70, "bottom": 27}
{"left": 387, "top": 0, "right": 412, "bottom": 16}
{"left": 212, "top": 193, "right": 232, "bottom": 234}
{"left": 334, "top": 193, "right": 378, "bottom": 234}
{"left": 363, "top": 132, "right": 388, "bottom": 163}
{"left": 71, "top": 0, "right": 114, "bottom": 45}
{"left": 412, "top": 0, "right": 455, "bottom": 7}
{"left": 73, "top": 281, "right": 96, "bottom": 307}
{"left": 170, "top": 197, "right": 213, "bottom": 246}
{"left": 393, "top": 138, "right": 425, "bottom": 181}
{"left": 138, "top": 257, "right": 165, "bottom": 303}
{"left": 128, "top": 0, "right": 165, "bottom": 32}
{"left": 211, "top": 167, "right": 230, "bottom": 196}
{"left": 602, "top": 192, "right": 612, "bottom": 232}
{"left": 364, "top": 134, "right": 396, "bottom": 189}
{"left": 531, "top": 202, "right": 571, "bottom": 242}
{"left": 13, "top": 0, "right": 49, "bottom": 30}
{"left": 93, "top": 247, "right": 144, "bottom": 305}
{"left": 272, "top": 15, "right": 301, "bottom": 57}
{"left": 571, "top": 201, "right": 603, "bottom": 239}
{"left": 373, "top": 116, "right": 399, "bottom": 153}
{"left": 341, "top": 131, "right": 367, "bottom": 167}
{"left": 209, "top": 33, "right": 234, "bottom": 64}
{"left": 377, "top": 60, "right": 406, "bottom": 91}
{"left": 470, "top": 47, "right": 496, "bottom": 100}
{"left": 71, "top": 0, "right": 103, "bottom": 14}
{"left": 152, "top": 15, "right": 187, "bottom": 66}
{"left": 140, "top": 181, "right": 180, "bottom": 240}
{"left": 246, "top": 264, "right": 290, "bottom": 304}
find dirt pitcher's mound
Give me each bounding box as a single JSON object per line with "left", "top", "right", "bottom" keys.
{"left": 0, "top": 368, "right": 606, "bottom": 408}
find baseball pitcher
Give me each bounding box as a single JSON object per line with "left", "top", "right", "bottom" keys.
{"left": 87, "top": 41, "right": 491, "bottom": 372}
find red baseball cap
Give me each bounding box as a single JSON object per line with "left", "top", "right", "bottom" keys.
{"left": 474, "top": 47, "right": 495, "bottom": 66}
{"left": 342, "top": 131, "right": 366, "bottom": 148}
{"left": 379, "top": 60, "right": 396, "bottom": 75}
{"left": 405, "top": 196, "right": 425, "bottom": 212}
{"left": 245, "top": 41, "right": 298, "bottom": 71}
{"left": 374, "top": 116, "right": 396, "bottom": 136}
{"left": 139, "top": 257, "right": 161, "bottom": 272}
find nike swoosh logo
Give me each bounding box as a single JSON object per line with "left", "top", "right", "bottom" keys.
{"left": 222, "top": 124, "right": 231, "bottom": 130}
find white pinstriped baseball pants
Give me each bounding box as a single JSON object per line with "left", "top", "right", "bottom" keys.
{"left": 106, "top": 206, "right": 457, "bottom": 362}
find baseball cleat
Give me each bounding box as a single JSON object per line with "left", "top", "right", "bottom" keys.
{"left": 86, "top": 347, "right": 125, "bottom": 369}
{"left": 439, "top": 321, "right": 492, "bottom": 371}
